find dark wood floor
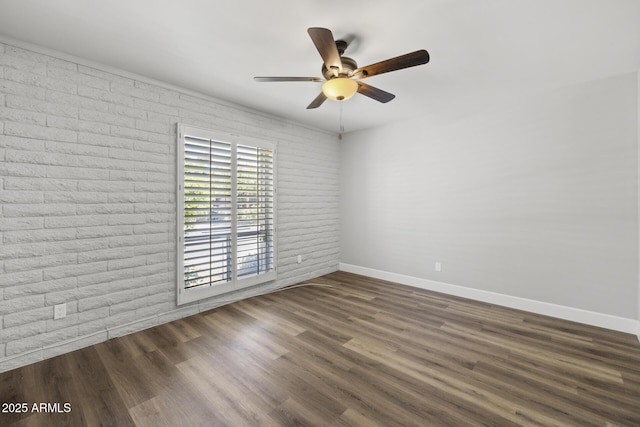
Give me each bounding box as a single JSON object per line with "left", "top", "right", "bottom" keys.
{"left": 2, "top": 271, "right": 640, "bottom": 426}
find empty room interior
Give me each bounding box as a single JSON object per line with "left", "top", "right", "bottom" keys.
{"left": 1, "top": 1, "right": 640, "bottom": 426}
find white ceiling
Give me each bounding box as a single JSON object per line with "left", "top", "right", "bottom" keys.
{"left": 0, "top": 0, "right": 639, "bottom": 133}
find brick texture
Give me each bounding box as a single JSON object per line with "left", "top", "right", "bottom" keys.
{"left": 0, "top": 42, "right": 340, "bottom": 372}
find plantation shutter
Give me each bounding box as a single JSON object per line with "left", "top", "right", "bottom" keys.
{"left": 182, "top": 135, "right": 233, "bottom": 289}
{"left": 236, "top": 145, "right": 275, "bottom": 280}
{"left": 177, "top": 125, "right": 276, "bottom": 305}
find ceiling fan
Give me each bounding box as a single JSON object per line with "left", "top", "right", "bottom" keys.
{"left": 254, "top": 27, "right": 430, "bottom": 109}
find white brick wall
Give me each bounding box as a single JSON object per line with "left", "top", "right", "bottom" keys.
{"left": 0, "top": 41, "right": 340, "bottom": 372}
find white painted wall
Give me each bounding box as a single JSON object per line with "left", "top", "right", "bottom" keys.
{"left": 0, "top": 42, "right": 340, "bottom": 372}
{"left": 341, "top": 73, "right": 638, "bottom": 323}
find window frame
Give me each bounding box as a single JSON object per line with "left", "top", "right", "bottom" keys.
{"left": 176, "top": 124, "right": 277, "bottom": 305}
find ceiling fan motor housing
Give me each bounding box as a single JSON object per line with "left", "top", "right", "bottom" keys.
{"left": 322, "top": 55, "right": 358, "bottom": 80}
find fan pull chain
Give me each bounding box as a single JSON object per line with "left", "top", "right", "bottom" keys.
{"left": 339, "top": 101, "right": 345, "bottom": 133}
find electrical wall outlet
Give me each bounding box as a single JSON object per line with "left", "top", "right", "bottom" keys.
{"left": 435, "top": 262, "right": 442, "bottom": 272}
{"left": 54, "top": 303, "right": 66, "bottom": 320}
{"left": 297, "top": 255, "right": 303, "bottom": 264}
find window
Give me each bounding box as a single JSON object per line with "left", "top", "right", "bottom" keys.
{"left": 176, "top": 124, "right": 276, "bottom": 305}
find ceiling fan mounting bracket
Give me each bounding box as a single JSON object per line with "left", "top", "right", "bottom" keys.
{"left": 335, "top": 39, "right": 348, "bottom": 56}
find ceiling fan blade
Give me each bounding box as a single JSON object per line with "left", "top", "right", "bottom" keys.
{"left": 353, "top": 50, "right": 430, "bottom": 79}
{"left": 254, "top": 77, "right": 324, "bottom": 82}
{"left": 306, "top": 92, "right": 327, "bottom": 109}
{"left": 307, "top": 27, "right": 342, "bottom": 75}
{"left": 356, "top": 82, "right": 395, "bottom": 103}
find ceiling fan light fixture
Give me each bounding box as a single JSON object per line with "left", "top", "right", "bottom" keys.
{"left": 322, "top": 77, "right": 358, "bottom": 101}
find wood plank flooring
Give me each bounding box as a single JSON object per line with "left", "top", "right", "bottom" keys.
{"left": 1, "top": 271, "right": 640, "bottom": 426}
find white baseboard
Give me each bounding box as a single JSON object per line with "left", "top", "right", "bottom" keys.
{"left": 339, "top": 263, "right": 640, "bottom": 341}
